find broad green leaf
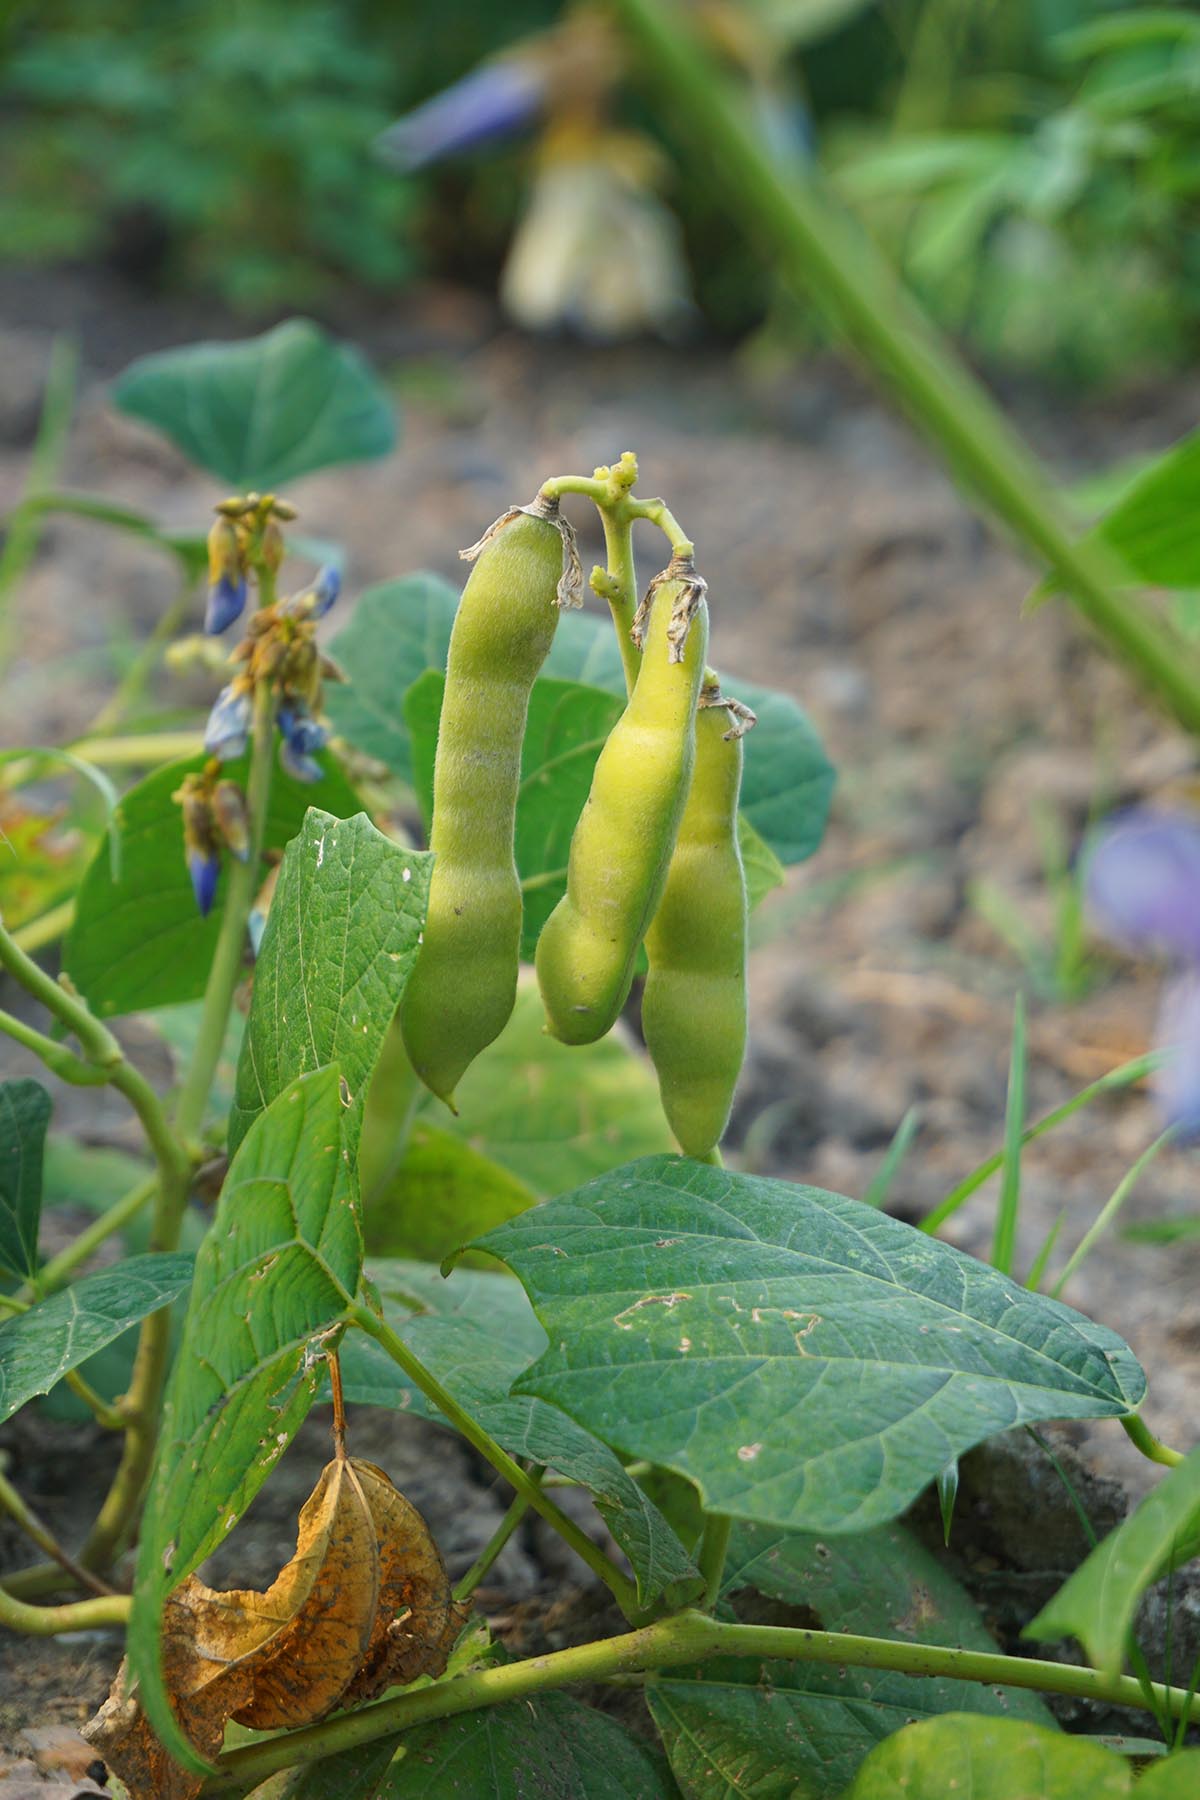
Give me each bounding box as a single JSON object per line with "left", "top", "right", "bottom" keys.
{"left": 650, "top": 1519, "right": 1052, "bottom": 1800}
{"left": 327, "top": 584, "right": 834, "bottom": 867}
{"left": 738, "top": 812, "right": 786, "bottom": 912}
{"left": 1141, "top": 1755, "right": 1200, "bottom": 1798}
{"left": 1035, "top": 427, "right": 1200, "bottom": 601}
{"left": 228, "top": 808, "right": 432, "bottom": 1156}
{"left": 341, "top": 1260, "right": 700, "bottom": 1609}
{"left": 364, "top": 1122, "right": 537, "bottom": 1267}
{"left": 1027, "top": 1442, "right": 1200, "bottom": 1677}
{"left": 42, "top": 1134, "right": 148, "bottom": 1214}
{"left": 0, "top": 1253, "right": 193, "bottom": 1423}
{"left": 376, "top": 1692, "right": 679, "bottom": 1797}
{"left": 472, "top": 1157, "right": 1146, "bottom": 1535}
{"left": 112, "top": 318, "right": 396, "bottom": 488}
{"left": 0, "top": 1079, "right": 50, "bottom": 1279}
{"left": 324, "top": 573, "right": 460, "bottom": 785}
{"left": 842, "top": 1715, "right": 1136, "bottom": 1799}
{"left": 129, "top": 1067, "right": 361, "bottom": 1773}
{"left": 442, "top": 984, "right": 674, "bottom": 1198}
{"left": 63, "top": 749, "right": 363, "bottom": 1016}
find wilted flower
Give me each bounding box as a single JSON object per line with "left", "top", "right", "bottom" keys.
{"left": 204, "top": 682, "right": 252, "bottom": 762}
{"left": 205, "top": 517, "right": 249, "bottom": 635}
{"left": 174, "top": 773, "right": 223, "bottom": 918}
{"left": 1086, "top": 809, "right": 1200, "bottom": 1137}
{"left": 212, "top": 780, "right": 251, "bottom": 862}
{"left": 376, "top": 58, "right": 548, "bottom": 171}
{"left": 279, "top": 564, "right": 341, "bottom": 623}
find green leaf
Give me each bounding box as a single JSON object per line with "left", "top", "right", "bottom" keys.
{"left": 326, "top": 585, "right": 834, "bottom": 867}
{"left": 738, "top": 813, "right": 786, "bottom": 913}
{"left": 650, "top": 1518, "right": 1052, "bottom": 1800}
{"left": 0, "top": 1253, "right": 193, "bottom": 1423}
{"left": 324, "top": 573, "right": 460, "bottom": 786}
{"left": 1027, "top": 1443, "right": 1200, "bottom": 1677}
{"left": 841, "top": 1716, "right": 1136, "bottom": 1799}
{"left": 42, "top": 1135, "right": 148, "bottom": 1215}
{"left": 129, "top": 1067, "right": 361, "bottom": 1773}
{"left": 1035, "top": 428, "right": 1200, "bottom": 601}
{"left": 112, "top": 318, "right": 397, "bottom": 489}
{"left": 63, "top": 749, "right": 364, "bottom": 1016}
{"left": 441, "top": 985, "right": 674, "bottom": 1199}
{"left": 0, "top": 1079, "right": 50, "bottom": 1280}
{"left": 341, "top": 1260, "right": 701, "bottom": 1609}
{"left": 228, "top": 808, "right": 432, "bottom": 1156}
{"left": 364, "top": 1122, "right": 537, "bottom": 1267}
{"left": 1140, "top": 1755, "right": 1200, "bottom": 1798}
{"left": 471, "top": 1156, "right": 1146, "bottom": 1535}
{"left": 374, "top": 1692, "right": 680, "bottom": 1797}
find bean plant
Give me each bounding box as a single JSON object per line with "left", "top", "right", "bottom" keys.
{"left": 0, "top": 314, "right": 1198, "bottom": 1800}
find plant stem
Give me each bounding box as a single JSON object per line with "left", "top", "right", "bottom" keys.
{"left": 66, "top": 731, "right": 205, "bottom": 768}
{"left": 608, "top": 0, "right": 1200, "bottom": 736}
{"left": 30, "top": 1172, "right": 157, "bottom": 1297}
{"left": 0, "top": 1465, "right": 116, "bottom": 1597}
{"left": 452, "top": 1470, "right": 541, "bottom": 1605}
{"left": 172, "top": 678, "right": 275, "bottom": 1142}
{"left": 349, "top": 1303, "right": 639, "bottom": 1618}
{"left": 697, "top": 1512, "right": 731, "bottom": 1610}
{"left": 202, "top": 1607, "right": 1200, "bottom": 1793}
{"left": 0, "top": 1007, "right": 108, "bottom": 1085}
{"left": 0, "top": 1581, "right": 129, "bottom": 1637}
{"left": 1121, "top": 1415, "right": 1186, "bottom": 1469}
{"left": 595, "top": 511, "right": 640, "bottom": 694}
{"left": 10, "top": 901, "right": 75, "bottom": 956}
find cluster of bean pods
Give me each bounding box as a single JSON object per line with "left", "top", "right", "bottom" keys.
{"left": 399, "top": 477, "right": 751, "bottom": 1162}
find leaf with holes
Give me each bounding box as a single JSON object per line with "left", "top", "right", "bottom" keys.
{"left": 471, "top": 1156, "right": 1145, "bottom": 1534}
{"left": 1028, "top": 1443, "right": 1200, "bottom": 1678}
{"left": 64, "top": 751, "right": 363, "bottom": 1017}
{"left": 227, "top": 809, "right": 432, "bottom": 1156}
{"left": 112, "top": 319, "right": 396, "bottom": 488}
{"left": 648, "top": 1519, "right": 1051, "bottom": 1800}
{"left": 128, "top": 1067, "right": 362, "bottom": 1771}
{"left": 340, "top": 1261, "right": 700, "bottom": 1609}
{"left": 0, "top": 1079, "right": 51, "bottom": 1280}
{"left": 0, "top": 1254, "right": 194, "bottom": 1424}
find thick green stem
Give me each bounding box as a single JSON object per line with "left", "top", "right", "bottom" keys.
{"left": 0, "top": 1007, "right": 107, "bottom": 1085}
{"left": 10, "top": 900, "right": 75, "bottom": 956}
{"left": 0, "top": 1582, "right": 129, "bottom": 1637}
{"left": 608, "top": 0, "right": 1200, "bottom": 736}
{"left": 595, "top": 511, "right": 641, "bottom": 694}
{"left": 697, "top": 1512, "right": 732, "bottom": 1610}
{"left": 1122, "top": 1415, "right": 1186, "bottom": 1469}
{"left": 349, "top": 1304, "right": 639, "bottom": 1618}
{"left": 202, "top": 1607, "right": 1200, "bottom": 1794}
{"left": 172, "top": 678, "right": 275, "bottom": 1142}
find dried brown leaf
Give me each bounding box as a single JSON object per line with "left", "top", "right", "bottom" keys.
{"left": 341, "top": 1457, "right": 462, "bottom": 1702}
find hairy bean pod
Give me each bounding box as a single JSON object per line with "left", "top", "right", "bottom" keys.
{"left": 401, "top": 510, "right": 564, "bottom": 1105}
{"left": 641, "top": 688, "right": 748, "bottom": 1158}
{"left": 535, "top": 574, "right": 709, "bottom": 1044}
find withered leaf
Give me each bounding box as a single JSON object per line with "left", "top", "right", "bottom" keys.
{"left": 84, "top": 1455, "right": 381, "bottom": 1799}
{"left": 341, "top": 1457, "right": 462, "bottom": 1702}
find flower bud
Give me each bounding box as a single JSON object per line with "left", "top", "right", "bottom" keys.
{"left": 213, "top": 780, "right": 251, "bottom": 861}
{"left": 260, "top": 519, "right": 286, "bottom": 574}
{"left": 188, "top": 848, "right": 221, "bottom": 918}
{"left": 204, "top": 682, "right": 253, "bottom": 761}
{"left": 206, "top": 517, "right": 249, "bottom": 635}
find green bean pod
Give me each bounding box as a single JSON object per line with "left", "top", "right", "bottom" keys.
{"left": 401, "top": 509, "right": 564, "bottom": 1106}
{"left": 536, "top": 574, "right": 709, "bottom": 1044}
{"left": 641, "top": 688, "right": 748, "bottom": 1158}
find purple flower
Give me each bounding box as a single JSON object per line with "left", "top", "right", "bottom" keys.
{"left": 204, "top": 682, "right": 252, "bottom": 761}
{"left": 1087, "top": 809, "right": 1200, "bottom": 1138}
{"left": 375, "top": 59, "right": 546, "bottom": 172}
{"left": 205, "top": 571, "right": 248, "bottom": 636}
{"left": 279, "top": 564, "right": 341, "bottom": 623}
{"left": 188, "top": 848, "right": 220, "bottom": 918}
{"left": 277, "top": 699, "right": 328, "bottom": 783}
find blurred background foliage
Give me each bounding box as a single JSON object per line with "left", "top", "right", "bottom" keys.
{"left": 0, "top": 0, "right": 1197, "bottom": 384}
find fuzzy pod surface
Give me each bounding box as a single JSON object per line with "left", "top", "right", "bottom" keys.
{"left": 401, "top": 510, "right": 564, "bottom": 1105}
{"left": 642, "top": 692, "right": 748, "bottom": 1157}
{"left": 535, "top": 577, "right": 709, "bottom": 1045}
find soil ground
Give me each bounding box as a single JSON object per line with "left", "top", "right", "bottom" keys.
{"left": 1, "top": 266, "right": 1198, "bottom": 1774}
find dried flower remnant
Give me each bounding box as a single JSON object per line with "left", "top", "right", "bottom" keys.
{"left": 1086, "top": 808, "right": 1200, "bottom": 1136}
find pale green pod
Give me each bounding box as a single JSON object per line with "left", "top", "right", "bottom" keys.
{"left": 536, "top": 577, "right": 709, "bottom": 1045}
{"left": 401, "top": 510, "right": 563, "bottom": 1105}
{"left": 641, "top": 690, "right": 748, "bottom": 1159}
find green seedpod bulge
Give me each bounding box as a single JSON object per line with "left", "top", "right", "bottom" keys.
{"left": 401, "top": 509, "right": 565, "bottom": 1106}
{"left": 642, "top": 689, "right": 748, "bottom": 1158}
{"left": 536, "top": 574, "right": 709, "bottom": 1045}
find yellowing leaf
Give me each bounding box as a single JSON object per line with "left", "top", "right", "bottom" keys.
{"left": 343, "top": 1458, "right": 460, "bottom": 1702}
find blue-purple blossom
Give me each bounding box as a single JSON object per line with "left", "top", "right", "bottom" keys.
{"left": 1087, "top": 808, "right": 1200, "bottom": 1139}
{"left": 205, "top": 571, "right": 248, "bottom": 636}
{"left": 279, "top": 564, "right": 341, "bottom": 623}
{"left": 375, "top": 59, "right": 546, "bottom": 172}
{"left": 188, "top": 848, "right": 220, "bottom": 918}
{"left": 279, "top": 736, "right": 323, "bottom": 784}
{"left": 277, "top": 699, "right": 328, "bottom": 783}
{"left": 204, "top": 683, "right": 252, "bottom": 761}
